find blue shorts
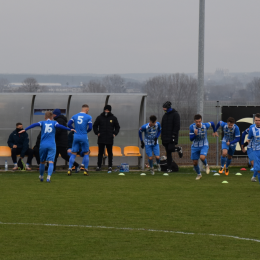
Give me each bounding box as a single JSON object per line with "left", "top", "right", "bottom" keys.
{"left": 40, "top": 146, "right": 56, "bottom": 162}
{"left": 253, "top": 150, "right": 260, "bottom": 171}
{"left": 191, "top": 146, "right": 209, "bottom": 160}
{"left": 145, "top": 144, "right": 160, "bottom": 157}
{"left": 247, "top": 148, "right": 255, "bottom": 162}
{"left": 222, "top": 142, "right": 236, "bottom": 156}
{"left": 72, "top": 135, "right": 89, "bottom": 153}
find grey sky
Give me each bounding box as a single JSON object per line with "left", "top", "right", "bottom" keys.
{"left": 0, "top": 0, "right": 259, "bottom": 74}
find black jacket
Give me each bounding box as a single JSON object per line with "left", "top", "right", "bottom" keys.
{"left": 93, "top": 112, "right": 120, "bottom": 144}
{"left": 68, "top": 131, "right": 74, "bottom": 149}
{"left": 54, "top": 115, "right": 68, "bottom": 147}
{"left": 34, "top": 131, "right": 41, "bottom": 149}
{"left": 7, "top": 129, "right": 29, "bottom": 157}
{"left": 161, "top": 109, "right": 180, "bottom": 144}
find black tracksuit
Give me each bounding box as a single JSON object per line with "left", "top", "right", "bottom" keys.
{"left": 93, "top": 112, "right": 120, "bottom": 167}
{"left": 161, "top": 108, "right": 181, "bottom": 169}
{"left": 7, "top": 129, "right": 34, "bottom": 164}
{"left": 33, "top": 131, "right": 41, "bottom": 165}
{"left": 53, "top": 115, "right": 79, "bottom": 170}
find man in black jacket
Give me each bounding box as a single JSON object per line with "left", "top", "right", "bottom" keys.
{"left": 33, "top": 131, "right": 41, "bottom": 166}
{"left": 52, "top": 109, "right": 80, "bottom": 172}
{"left": 161, "top": 101, "right": 183, "bottom": 172}
{"left": 93, "top": 105, "right": 120, "bottom": 172}
{"left": 7, "top": 122, "right": 34, "bottom": 170}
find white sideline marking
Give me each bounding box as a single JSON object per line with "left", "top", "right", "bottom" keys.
{"left": 0, "top": 221, "right": 260, "bottom": 243}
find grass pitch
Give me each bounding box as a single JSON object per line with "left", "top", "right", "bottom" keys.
{"left": 0, "top": 167, "right": 260, "bottom": 260}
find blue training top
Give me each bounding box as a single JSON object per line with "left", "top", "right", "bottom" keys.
{"left": 139, "top": 122, "right": 161, "bottom": 145}
{"left": 189, "top": 122, "right": 215, "bottom": 148}
{"left": 248, "top": 124, "right": 260, "bottom": 151}
{"left": 68, "top": 112, "right": 92, "bottom": 137}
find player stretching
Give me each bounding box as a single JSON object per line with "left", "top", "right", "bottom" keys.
{"left": 68, "top": 104, "right": 92, "bottom": 176}
{"left": 19, "top": 111, "right": 75, "bottom": 182}
{"left": 139, "top": 115, "right": 161, "bottom": 175}
{"left": 241, "top": 126, "right": 256, "bottom": 181}
{"left": 215, "top": 117, "right": 240, "bottom": 175}
{"left": 247, "top": 113, "right": 260, "bottom": 184}
{"left": 189, "top": 114, "right": 216, "bottom": 180}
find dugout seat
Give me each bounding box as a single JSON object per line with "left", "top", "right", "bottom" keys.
{"left": 0, "top": 146, "right": 11, "bottom": 157}
{"left": 89, "top": 146, "right": 99, "bottom": 157}
{"left": 124, "top": 146, "right": 141, "bottom": 157}
{"left": 105, "top": 146, "right": 123, "bottom": 157}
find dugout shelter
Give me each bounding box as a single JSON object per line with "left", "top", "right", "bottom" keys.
{"left": 0, "top": 93, "right": 147, "bottom": 169}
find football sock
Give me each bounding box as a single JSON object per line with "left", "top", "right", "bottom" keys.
{"left": 83, "top": 154, "right": 89, "bottom": 169}
{"left": 156, "top": 158, "right": 160, "bottom": 165}
{"left": 226, "top": 159, "right": 232, "bottom": 168}
{"left": 148, "top": 159, "right": 153, "bottom": 168}
{"left": 67, "top": 152, "right": 72, "bottom": 157}
{"left": 39, "top": 164, "right": 45, "bottom": 177}
{"left": 257, "top": 172, "right": 260, "bottom": 183}
{"left": 194, "top": 165, "right": 200, "bottom": 175}
{"left": 253, "top": 170, "right": 258, "bottom": 178}
{"left": 69, "top": 154, "right": 76, "bottom": 169}
{"left": 221, "top": 156, "right": 226, "bottom": 168}
{"left": 14, "top": 163, "right": 17, "bottom": 166}
{"left": 202, "top": 159, "right": 207, "bottom": 166}
{"left": 48, "top": 163, "right": 54, "bottom": 177}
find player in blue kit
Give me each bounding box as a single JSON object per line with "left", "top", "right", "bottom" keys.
{"left": 189, "top": 114, "right": 216, "bottom": 180}
{"left": 139, "top": 115, "right": 161, "bottom": 175}
{"left": 19, "top": 111, "right": 75, "bottom": 182}
{"left": 215, "top": 117, "right": 240, "bottom": 176}
{"left": 241, "top": 125, "right": 256, "bottom": 181}
{"left": 67, "top": 104, "right": 92, "bottom": 176}
{"left": 247, "top": 113, "right": 260, "bottom": 184}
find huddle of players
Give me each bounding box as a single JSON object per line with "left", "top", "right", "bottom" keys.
{"left": 19, "top": 104, "right": 92, "bottom": 182}
{"left": 190, "top": 113, "right": 260, "bottom": 182}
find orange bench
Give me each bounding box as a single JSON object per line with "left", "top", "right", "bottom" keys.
{"left": 105, "top": 146, "right": 123, "bottom": 157}
{"left": 0, "top": 146, "right": 12, "bottom": 157}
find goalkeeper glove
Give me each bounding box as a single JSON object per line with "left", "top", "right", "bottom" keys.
{"left": 141, "top": 141, "right": 145, "bottom": 149}
{"left": 154, "top": 137, "right": 158, "bottom": 144}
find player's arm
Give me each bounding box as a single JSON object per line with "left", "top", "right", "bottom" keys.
{"left": 230, "top": 125, "right": 240, "bottom": 145}
{"left": 215, "top": 121, "right": 222, "bottom": 132}
{"left": 67, "top": 119, "right": 74, "bottom": 129}
{"left": 209, "top": 122, "right": 216, "bottom": 132}
{"left": 87, "top": 121, "right": 93, "bottom": 133}
{"left": 241, "top": 129, "right": 248, "bottom": 152}
{"left": 189, "top": 125, "right": 196, "bottom": 141}
{"left": 56, "top": 123, "right": 76, "bottom": 132}
{"left": 19, "top": 122, "right": 41, "bottom": 133}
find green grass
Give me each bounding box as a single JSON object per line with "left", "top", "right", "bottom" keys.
{"left": 0, "top": 168, "right": 260, "bottom": 260}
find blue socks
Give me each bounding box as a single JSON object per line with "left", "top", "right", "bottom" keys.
{"left": 202, "top": 159, "right": 207, "bottom": 166}
{"left": 254, "top": 170, "right": 258, "bottom": 178}
{"left": 67, "top": 152, "right": 72, "bottom": 157}
{"left": 48, "top": 163, "right": 54, "bottom": 177}
{"left": 156, "top": 158, "right": 160, "bottom": 165}
{"left": 69, "top": 154, "right": 76, "bottom": 169}
{"left": 194, "top": 165, "right": 201, "bottom": 175}
{"left": 148, "top": 159, "right": 153, "bottom": 168}
{"left": 83, "top": 154, "right": 89, "bottom": 169}
{"left": 221, "top": 156, "right": 226, "bottom": 168}
{"left": 40, "top": 163, "right": 45, "bottom": 177}
{"left": 226, "top": 159, "right": 232, "bottom": 168}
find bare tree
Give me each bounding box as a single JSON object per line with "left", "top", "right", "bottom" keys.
{"left": 82, "top": 80, "right": 106, "bottom": 93}
{"left": 0, "top": 78, "right": 9, "bottom": 92}
{"left": 247, "top": 77, "right": 260, "bottom": 101}
{"left": 20, "top": 77, "right": 40, "bottom": 92}
{"left": 102, "top": 75, "right": 125, "bottom": 93}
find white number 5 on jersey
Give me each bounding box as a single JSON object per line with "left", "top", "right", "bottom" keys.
{"left": 45, "top": 124, "right": 53, "bottom": 133}
{"left": 77, "top": 116, "right": 84, "bottom": 124}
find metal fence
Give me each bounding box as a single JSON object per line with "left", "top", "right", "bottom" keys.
{"left": 156, "top": 101, "right": 259, "bottom": 166}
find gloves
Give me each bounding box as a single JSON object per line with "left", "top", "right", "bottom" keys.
{"left": 171, "top": 135, "right": 175, "bottom": 144}
{"left": 154, "top": 138, "right": 158, "bottom": 144}
{"left": 141, "top": 141, "right": 145, "bottom": 149}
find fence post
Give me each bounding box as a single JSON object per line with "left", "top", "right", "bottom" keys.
{"left": 216, "top": 101, "right": 220, "bottom": 166}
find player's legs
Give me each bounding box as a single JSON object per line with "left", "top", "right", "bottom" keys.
{"left": 57, "top": 147, "right": 79, "bottom": 171}
{"left": 145, "top": 145, "right": 154, "bottom": 175}
{"left": 81, "top": 139, "right": 90, "bottom": 176}
{"left": 200, "top": 146, "right": 210, "bottom": 174}
{"left": 45, "top": 147, "right": 56, "bottom": 182}
{"left": 219, "top": 143, "right": 228, "bottom": 173}
{"left": 69, "top": 137, "right": 80, "bottom": 171}
{"left": 225, "top": 146, "right": 236, "bottom": 175}
{"left": 39, "top": 162, "right": 45, "bottom": 181}
{"left": 191, "top": 147, "right": 202, "bottom": 179}
{"left": 153, "top": 144, "right": 161, "bottom": 171}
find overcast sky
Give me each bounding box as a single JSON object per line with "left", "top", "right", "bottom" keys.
{"left": 0, "top": 0, "right": 259, "bottom": 74}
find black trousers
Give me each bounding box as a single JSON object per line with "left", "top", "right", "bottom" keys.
{"left": 163, "top": 143, "right": 181, "bottom": 169}
{"left": 98, "top": 143, "right": 113, "bottom": 168}
{"left": 33, "top": 146, "right": 41, "bottom": 165}
{"left": 11, "top": 147, "right": 34, "bottom": 165}
{"left": 54, "top": 146, "right": 79, "bottom": 171}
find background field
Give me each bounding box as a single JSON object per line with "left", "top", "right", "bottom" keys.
{"left": 1, "top": 168, "right": 260, "bottom": 260}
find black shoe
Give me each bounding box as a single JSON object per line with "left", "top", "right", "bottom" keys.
{"left": 96, "top": 167, "right": 101, "bottom": 171}
{"left": 178, "top": 147, "right": 183, "bottom": 158}
{"left": 108, "top": 167, "right": 112, "bottom": 173}
{"left": 68, "top": 169, "right": 72, "bottom": 176}
{"left": 84, "top": 169, "right": 89, "bottom": 176}
{"left": 167, "top": 169, "right": 173, "bottom": 173}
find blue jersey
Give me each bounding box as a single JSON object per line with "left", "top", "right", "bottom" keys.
{"left": 242, "top": 125, "right": 255, "bottom": 149}
{"left": 139, "top": 122, "right": 161, "bottom": 145}
{"left": 189, "top": 122, "right": 211, "bottom": 147}
{"left": 248, "top": 125, "right": 260, "bottom": 151}
{"left": 220, "top": 121, "right": 240, "bottom": 146}
{"left": 70, "top": 112, "right": 92, "bottom": 137}
{"left": 38, "top": 120, "right": 58, "bottom": 147}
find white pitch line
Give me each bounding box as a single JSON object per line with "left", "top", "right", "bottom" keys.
{"left": 0, "top": 221, "right": 260, "bottom": 243}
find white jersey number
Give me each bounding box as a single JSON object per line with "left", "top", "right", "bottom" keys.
{"left": 77, "top": 116, "right": 84, "bottom": 124}
{"left": 45, "top": 124, "right": 53, "bottom": 133}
